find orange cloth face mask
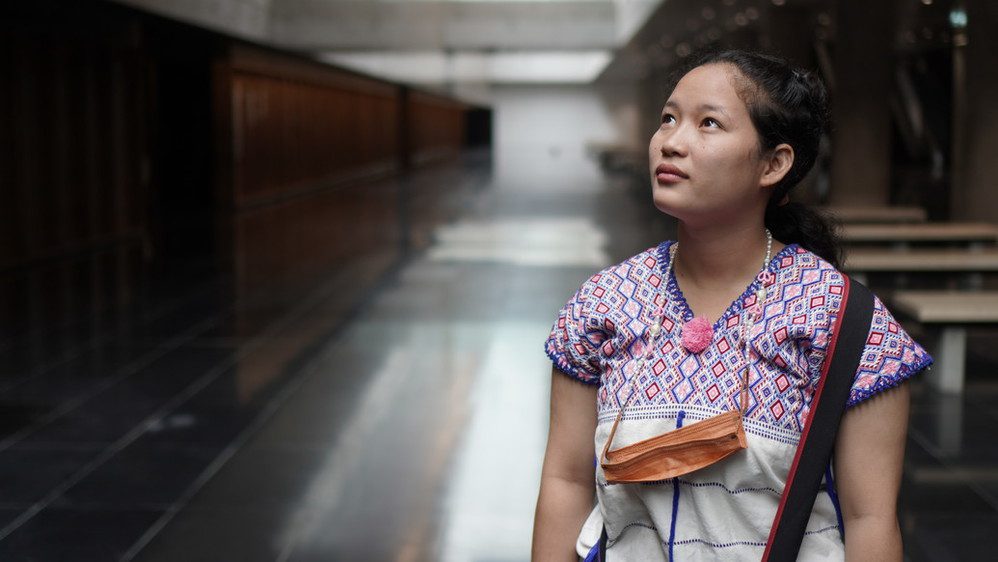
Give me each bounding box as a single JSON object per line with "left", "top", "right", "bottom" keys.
{"left": 600, "top": 388, "right": 749, "bottom": 483}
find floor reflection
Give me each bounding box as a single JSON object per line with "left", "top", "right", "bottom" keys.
{"left": 427, "top": 217, "right": 610, "bottom": 267}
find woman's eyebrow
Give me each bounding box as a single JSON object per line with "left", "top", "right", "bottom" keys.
{"left": 699, "top": 104, "right": 731, "bottom": 118}
{"left": 664, "top": 100, "right": 731, "bottom": 118}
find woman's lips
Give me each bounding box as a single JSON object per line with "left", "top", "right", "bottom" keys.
{"left": 655, "top": 163, "right": 689, "bottom": 184}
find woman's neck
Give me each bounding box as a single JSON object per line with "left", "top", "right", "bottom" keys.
{"left": 674, "top": 222, "right": 784, "bottom": 290}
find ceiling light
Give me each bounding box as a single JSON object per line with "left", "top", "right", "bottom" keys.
{"left": 949, "top": 7, "right": 967, "bottom": 28}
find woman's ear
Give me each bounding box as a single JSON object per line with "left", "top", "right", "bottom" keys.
{"left": 760, "top": 143, "right": 794, "bottom": 188}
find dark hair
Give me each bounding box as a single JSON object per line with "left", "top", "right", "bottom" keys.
{"left": 667, "top": 49, "right": 842, "bottom": 268}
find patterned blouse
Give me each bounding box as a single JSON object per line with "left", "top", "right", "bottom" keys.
{"left": 545, "top": 241, "right": 932, "bottom": 561}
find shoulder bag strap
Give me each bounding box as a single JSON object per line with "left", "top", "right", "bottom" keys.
{"left": 762, "top": 276, "right": 876, "bottom": 561}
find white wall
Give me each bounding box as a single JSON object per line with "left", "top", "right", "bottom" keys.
{"left": 491, "top": 84, "right": 643, "bottom": 191}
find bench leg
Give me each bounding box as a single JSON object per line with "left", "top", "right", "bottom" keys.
{"left": 935, "top": 393, "right": 963, "bottom": 456}
{"left": 929, "top": 327, "right": 966, "bottom": 394}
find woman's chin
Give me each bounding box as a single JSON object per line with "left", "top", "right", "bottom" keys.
{"left": 651, "top": 192, "right": 684, "bottom": 219}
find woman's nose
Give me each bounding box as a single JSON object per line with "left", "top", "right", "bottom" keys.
{"left": 657, "top": 128, "right": 687, "bottom": 157}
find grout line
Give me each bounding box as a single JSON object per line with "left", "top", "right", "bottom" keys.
{"left": 120, "top": 343, "right": 319, "bottom": 561}
{"left": 0, "top": 259, "right": 397, "bottom": 547}
{"left": 121, "top": 261, "right": 409, "bottom": 560}
{"left": 0, "top": 281, "right": 222, "bottom": 394}
{"left": 0, "top": 269, "right": 345, "bottom": 453}
{"left": 0, "top": 316, "right": 222, "bottom": 455}
{"left": 0, "top": 340, "right": 243, "bottom": 542}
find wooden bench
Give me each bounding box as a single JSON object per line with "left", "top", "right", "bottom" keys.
{"left": 843, "top": 247, "right": 998, "bottom": 289}
{"left": 820, "top": 205, "right": 927, "bottom": 224}
{"left": 840, "top": 222, "right": 998, "bottom": 246}
{"left": 890, "top": 290, "right": 998, "bottom": 393}
{"left": 843, "top": 248, "right": 998, "bottom": 272}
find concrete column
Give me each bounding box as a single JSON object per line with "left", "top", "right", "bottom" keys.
{"left": 950, "top": 0, "right": 998, "bottom": 221}
{"left": 828, "top": 0, "right": 893, "bottom": 206}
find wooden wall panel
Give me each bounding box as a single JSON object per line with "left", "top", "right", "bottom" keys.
{"left": 1, "top": 3, "right": 486, "bottom": 404}
{"left": 214, "top": 46, "right": 411, "bottom": 301}
{"left": 232, "top": 176, "right": 401, "bottom": 301}
{"left": 408, "top": 91, "right": 468, "bottom": 166}
{"left": 221, "top": 46, "right": 401, "bottom": 209}
{"left": 0, "top": 14, "right": 150, "bottom": 333}
{"left": 1, "top": 23, "right": 149, "bottom": 272}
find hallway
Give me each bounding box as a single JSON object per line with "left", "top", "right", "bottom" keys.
{"left": 6, "top": 0, "right": 998, "bottom": 559}
{"left": 2, "top": 137, "right": 997, "bottom": 559}
{"left": 0, "top": 130, "right": 661, "bottom": 558}
{"left": 124, "top": 138, "right": 672, "bottom": 560}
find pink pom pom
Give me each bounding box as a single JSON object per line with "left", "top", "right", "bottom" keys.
{"left": 681, "top": 316, "right": 713, "bottom": 353}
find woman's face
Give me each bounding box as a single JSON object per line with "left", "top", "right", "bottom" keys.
{"left": 649, "top": 63, "right": 772, "bottom": 226}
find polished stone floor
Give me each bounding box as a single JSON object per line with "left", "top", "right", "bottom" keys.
{"left": 2, "top": 149, "right": 997, "bottom": 560}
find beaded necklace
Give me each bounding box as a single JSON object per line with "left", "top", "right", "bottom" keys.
{"left": 621, "top": 229, "right": 773, "bottom": 413}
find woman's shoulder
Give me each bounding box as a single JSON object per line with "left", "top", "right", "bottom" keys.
{"left": 772, "top": 243, "right": 848, "bottom": 290}
{"left": 573, "top": 243, "right": 670, "bottom": 294}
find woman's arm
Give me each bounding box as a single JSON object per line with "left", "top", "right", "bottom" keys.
{"left": 833, "top": 383, "right": 910, "bottom": 562}
{"left": 532, "top": 367, "right": 599, "bottom": 562}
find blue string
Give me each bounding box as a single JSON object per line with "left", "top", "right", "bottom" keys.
{"left": 668, "top": 410, "right": 686, "bottom": 560}
{"left": 824, "top": 462, "right": 845, "bottom": 542}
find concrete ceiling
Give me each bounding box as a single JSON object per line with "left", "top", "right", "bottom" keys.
{"left": 270, "top": 0, "right": 621, "bottom": 51}
{"left": 110, "top": 0, "right": 662, "bottom": 87}
{"left": 114, "top": 0, "right": 910, "bottom": 97}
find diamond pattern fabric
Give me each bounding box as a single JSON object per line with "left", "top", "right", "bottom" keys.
{"left": 545, "top": 242, "right": 933, "bottom": 435}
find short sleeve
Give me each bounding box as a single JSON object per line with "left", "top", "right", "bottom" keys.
{"left": 847, "top": 296, "right": 933, "bottom": 407}
{"left": 544, "top": 281, "right": 608, "bottom": 385}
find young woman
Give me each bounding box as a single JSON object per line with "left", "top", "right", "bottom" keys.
{"left": 532, "top": 50, "right": 932, "bottom": 561}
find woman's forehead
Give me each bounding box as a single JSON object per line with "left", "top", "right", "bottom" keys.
{"left": 667, "top": 63, "right": 748, "bottom": 113}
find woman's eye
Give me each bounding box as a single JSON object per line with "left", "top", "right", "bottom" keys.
{"left": 661, "top": 114, "right": 676, "bottom": 125}
{"left": 702, "top": 117, "right": 721, "bottom": 128}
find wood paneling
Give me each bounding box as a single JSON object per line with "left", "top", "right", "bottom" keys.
{"left": 408, "top": 90, "right": 468, "bottom": 166}
{"left": 1, "top": 7, "right": 482, "bottom": 336}
{"left": 1, "top": 7, "right": 150, "bottom": 334}
{"left": 218, "top": 46, "right": 401, "bottom": 210}
{"left": 231, "top": 176, "right": 401, "bottom": 300}
{"left": 213, "top": 46, "right": 411, "bottom": 301}
{"left": 0, "top": 20, "right": 150, "bottom": 273}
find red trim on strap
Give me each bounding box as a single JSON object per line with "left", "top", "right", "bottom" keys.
{"left": 761, "top": 276, "right": 851, "bottom": 560}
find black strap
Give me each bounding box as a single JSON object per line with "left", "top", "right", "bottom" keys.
{"left": 598, "top": 526, "right": 608, "bottom": 560}
{"left": 762, "top": 277, "right": 875, "bottom": 561}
